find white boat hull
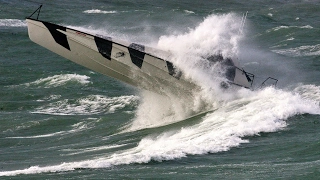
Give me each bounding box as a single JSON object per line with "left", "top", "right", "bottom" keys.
{"left": 26, "top": 18, "right": 198, "bottom": 96}
{"left": 26, "top": 17, "right": 252, "bottom": 96}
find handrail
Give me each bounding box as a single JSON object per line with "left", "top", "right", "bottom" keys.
{"left": 234, "top": 67, "right": 278, "bottom": 89}
{"left": 259, "top": 77, "right": 278, "bottom": 88}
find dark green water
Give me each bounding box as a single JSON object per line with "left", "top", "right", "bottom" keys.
{"left": 1, "top": 0, "right": 320, "bottom": 179}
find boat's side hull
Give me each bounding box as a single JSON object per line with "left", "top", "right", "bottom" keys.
{"left": 26, "top": 18, "right": 196, "bottom": 96}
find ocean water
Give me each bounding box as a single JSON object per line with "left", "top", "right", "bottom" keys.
{"left": 1, "top": 0, "right": 320, "bottom": 179}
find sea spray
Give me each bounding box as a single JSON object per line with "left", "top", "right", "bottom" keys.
{"left": 157, "top": 13, "right": 246, "bottom": 99}
{"left": 128, "top": 13, "right": 246, "bottom": 130}
{"left": 128, "top": 91, "right": 187, "bottom": 130}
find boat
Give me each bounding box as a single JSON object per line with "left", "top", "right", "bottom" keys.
{"left": 26, "top": 6, "right": 277, "bottom": 97}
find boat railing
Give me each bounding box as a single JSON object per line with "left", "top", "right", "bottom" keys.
{"left": 258, "top": 77, "right": 278, "bottom": 89}
{"left": 236, "top": 67, "right": 278, "bottom": 89}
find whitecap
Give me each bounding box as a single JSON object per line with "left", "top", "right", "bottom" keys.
{"left": 0, "top": 19, "right": 26, "bottom": 27}
{"left": 83, "top": 9, "right": 117, "bottom": 14}
{"left": 184, "top": 10, "right": 195, "bottom": 14}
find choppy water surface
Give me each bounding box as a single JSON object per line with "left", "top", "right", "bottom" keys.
{"left": 1, "top": 0, "right": 320, "bottom": 179}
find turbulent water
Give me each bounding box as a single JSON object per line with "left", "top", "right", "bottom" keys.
{"left": 1, "top": 0, "right": 320, "bottom": 179}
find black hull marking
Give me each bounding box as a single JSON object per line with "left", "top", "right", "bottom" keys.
{"left": 43, "top": 22, "right": 70, "bottom": 50}
{"left": 166, "top": 61, "right": 182, "bottom": 79}
{"left": 129, "top": 43, "right": 145, "bottom": 68}
{"left": 94, "top": 36, "right": 113, "bottom": 60}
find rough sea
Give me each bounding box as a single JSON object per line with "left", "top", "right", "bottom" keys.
{"left": 1, "top": 0, "right": 320, "bottom": 179}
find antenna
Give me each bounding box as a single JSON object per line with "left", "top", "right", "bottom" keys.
{"left": 239, "top": 11, "right": 248, "bottom": 35}
{"left": 27, "top": 5, "right": 43, "bottom": 20}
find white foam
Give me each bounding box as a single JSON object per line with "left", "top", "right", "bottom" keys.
{"left": 83, "top": 9, "right": 117, "bottom": 14}
{"left": 0, "top": 19, "right": 26, "bottom": 27}
{"left": 25, "top": 74, "right": 90, "bottom": 88}
{"left": 32, "top": 95, "right": 139, "bottom": 115}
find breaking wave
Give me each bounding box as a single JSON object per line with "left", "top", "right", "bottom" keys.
{"left": 1, "top": 85, "right": 320, "bottom": 176}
